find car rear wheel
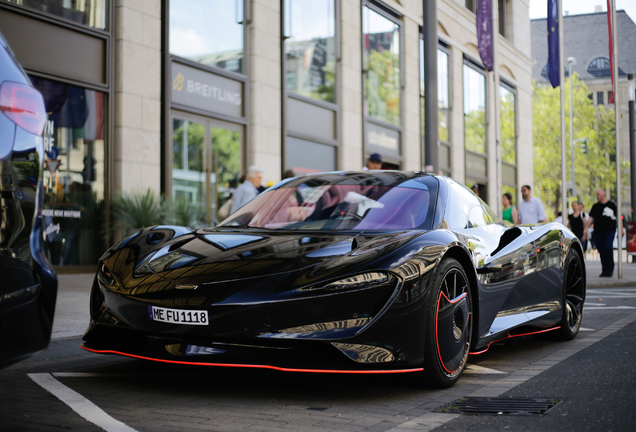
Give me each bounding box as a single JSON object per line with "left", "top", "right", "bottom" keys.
{"left": 419, "top": 258, "right": 472, "bottom": 388}
{"left": 556, "top": 249, "right": 585, "bottom": 340}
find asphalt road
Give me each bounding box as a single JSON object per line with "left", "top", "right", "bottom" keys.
{"left": 1, "top": 287, "right": 636, "bottom": 432}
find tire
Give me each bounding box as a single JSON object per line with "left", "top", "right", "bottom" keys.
{"left": 419, "top": 258, "right": 473, "bottom": 388}
{"left": 556, "top": 249, "right": 586, "bottom": 340}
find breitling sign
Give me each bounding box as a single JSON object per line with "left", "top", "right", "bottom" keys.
{"left": 171, "top": 62, "right": 243, "bottom": 118}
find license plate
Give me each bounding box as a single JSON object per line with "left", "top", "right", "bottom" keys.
{"left": 148, "top": 306, "right": 208, "bottom": 325}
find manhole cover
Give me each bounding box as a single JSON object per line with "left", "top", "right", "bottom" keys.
{"left": 436, "top": 397, "right": 561, "bottom": 415}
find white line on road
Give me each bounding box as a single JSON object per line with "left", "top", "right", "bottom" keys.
{"left": 585, "top": 306, "right": 636, "bottom": 310}
{"left": 580, "top": 327, "right": 595, "bottom": 331}
{"left": 28, "top": 373, "right": 138, "bottom": 432}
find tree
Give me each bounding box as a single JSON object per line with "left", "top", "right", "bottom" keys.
{"left": 533, "top": 74, "right": 617, "bottom": 218}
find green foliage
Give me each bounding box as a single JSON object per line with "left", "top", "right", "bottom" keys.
{"left": 365, "top": 49, "right": 401, "bottom": 125}
{"left": 500, "top": 90, "right": 516, "bottom": 164}
{"left": 170, "top": 197, "right": 206, "bottom": 228}
{"left": 533, "top": 74, "right": 617, "bottom": 217}
{"left": 110, "top": 189, "right": 170, "bottom": 236}
{"left": 110, "top": 189, "right": 209, "bottom": 238}
{"left": 211, "top": 127, "right": 241, "bottom": 189}
{"left": 464, "top": 109, "right": 486, "bottom": 154}
{"left": 311, "top": 61, "right": 335, "bottom": 103}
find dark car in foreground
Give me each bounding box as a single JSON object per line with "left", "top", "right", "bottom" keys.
{"left": 0, "top": 30, "right": 57, "bottom": 368}
{"left": 83, "top": 172, "right": 585, "bottom": 387}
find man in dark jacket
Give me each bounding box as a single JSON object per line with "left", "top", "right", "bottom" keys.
{"left": 585, "top": 189, "right": 618, "bottom": 277}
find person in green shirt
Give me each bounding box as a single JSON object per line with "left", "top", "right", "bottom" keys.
{"left": 502, "top": 192, "right": 519, "bottom": 224}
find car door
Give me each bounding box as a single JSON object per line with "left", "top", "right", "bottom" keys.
{"left": 444, "top": 180, "right": 538, "bottom": 338}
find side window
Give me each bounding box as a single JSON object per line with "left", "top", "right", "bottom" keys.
{"left": 481, "top": 202, "right": 497, "bottom": 224}
{"left": 468, "top": 206, "right": 487, "bottom": 228}
{"left": 445, "top": 180, "right": 480, "bottom": 229}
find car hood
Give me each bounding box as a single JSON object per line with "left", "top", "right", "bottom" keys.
{"left": 101, "top": 226, "right": 425, "bottom": 297}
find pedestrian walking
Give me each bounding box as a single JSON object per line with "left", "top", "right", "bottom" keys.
{"left": 518, "top": 185, "right": 546, "bottom": 224}
{"left": 585, "top": 189, "right": 618, "bottom": 277}
{"left": 567, "top": 201, "right": 587, "bottom": 252}
{"left": 501, "top": 192, "right": 518, "bottom": 224}
{"left": 230, "top": 165, "right": 263, "bottom": 214}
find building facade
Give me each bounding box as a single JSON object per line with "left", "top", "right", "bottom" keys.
{"left": 0, "top": 0, "right": 533, "bottom": 269}
{"left": 531, "top": 11, "right": 636, "bottom": 215}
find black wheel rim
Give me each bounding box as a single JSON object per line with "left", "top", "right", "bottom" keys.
{"left": 435, "top": 268, "right": 472, "bottom": 378}
{"left": 565, "top": 254, "right": 585, "bottom": 332}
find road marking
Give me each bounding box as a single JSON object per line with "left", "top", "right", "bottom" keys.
{"left": 28, "top": 373, "right": 138, "bottom": 432}
{"left": 584, "top": 306, "right": 636, "bottom": 310}
{"left": 584, "top": 303, "right": 606, "bottom": 306}
{"left": 464, "top": 364, "right": 507, "bottom": 375}
{"left": 580, "top": 327, "right": 595, "bottom": 331}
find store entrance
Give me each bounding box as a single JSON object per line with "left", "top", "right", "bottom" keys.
{"left": 171, "top": 113, "right": 242, "bottom": 225}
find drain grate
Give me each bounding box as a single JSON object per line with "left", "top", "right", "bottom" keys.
{"left": 436, "top": 397, "right": 561, "bottom": 415}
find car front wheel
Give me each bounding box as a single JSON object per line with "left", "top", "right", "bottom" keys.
{"left": 419, "top": 258, "right": 472, "bottom": 388}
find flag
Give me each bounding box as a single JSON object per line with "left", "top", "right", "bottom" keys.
{"left": 607, "top": 0, "right": 616, "bottom": 103}
{"left": 476, "top": 0, "right": 493, "bottom": 71}
{"left": 547, "top": 0, "right": 560, "bottom": 88}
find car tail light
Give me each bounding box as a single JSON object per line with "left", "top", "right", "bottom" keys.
{"left": 0, "top": 81, "right": 46, "bottom": 136}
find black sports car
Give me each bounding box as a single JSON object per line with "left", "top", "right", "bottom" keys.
{"left": 82, "top": 172, "right": 585, "bottom": 387}
{"left": 0, "top": 30, "right": 57, "bottom": 367}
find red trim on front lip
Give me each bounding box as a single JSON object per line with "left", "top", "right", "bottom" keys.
{"left": 469, "top": 326, "right": 561, "bottom": 355}
{"left": 80, "top": 346, "right": 423, "bottom": 374}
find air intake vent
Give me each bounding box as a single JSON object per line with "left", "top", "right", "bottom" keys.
{"left": 436, "top": 397, "right": 561, "bottom": 415}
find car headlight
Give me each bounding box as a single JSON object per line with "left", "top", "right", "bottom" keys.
{"left": 98, "top": 263, "right": 115, "bottom": 287}
{"left": 323, "top": 272, "right": 393, "bottom": 291}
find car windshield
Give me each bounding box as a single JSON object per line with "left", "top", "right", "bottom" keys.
{"left": 220, "top": 174, "right": 437, "bottom": 231}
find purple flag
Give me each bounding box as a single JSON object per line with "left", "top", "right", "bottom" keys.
{"left": 476, "top": 0, "right": 493, "bottom": 71}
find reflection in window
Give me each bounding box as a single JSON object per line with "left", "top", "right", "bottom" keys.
{"left": 29, "top": 76, "right": 106, "bottom": 266}
{"left": 284, "top": 0, "right": 336, "bottom": 103}
{"left": 363, "top": 6, "right": 401, "bottom": 126}
{"left": 5, "top": 0, "right": 108, "bottom": 29}
{"left": 223, "top": 183, "right": 434, "bottom": 231}
{"left": 169, "top": 0, "right": 244, "bottom": 74}
{"left": 438, "top": 49, "right": 450, "bottom": 142}
{"left": 464, "top": 64, "right": 486, "bottom": 154}
{"left": 211, "top": 127, "right": 241, "bottom": 217}
{"left": 499, "top": 84, "right": 516, "bottom": 165}
{"left": 172, "top": 119, "right": 206, "bottom": 207}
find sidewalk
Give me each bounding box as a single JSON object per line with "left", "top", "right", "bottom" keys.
{"left": 584, "top": 251, "right": 636, "bottom": 288}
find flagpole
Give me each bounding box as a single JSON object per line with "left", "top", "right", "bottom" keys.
{"left": 611, "top": 1, "right": 622, "bottom": 278}
{"left": 492, "top": 0, "right": 500, "bottom": 218}
{"left": 558, "top": 0, "right": 567, "bottom": 227}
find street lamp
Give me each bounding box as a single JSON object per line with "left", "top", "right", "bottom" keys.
{"left": 567, "top": 57, "right": 577, "bottom": 199}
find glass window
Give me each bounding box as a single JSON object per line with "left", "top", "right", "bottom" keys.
{"left": 499, "top": 84, "right": 516, "bottom": 165}
{"left": 172, "top": 119, "right": 206, "bottom": 206}
{"left": 465, "top": 0, "right": 476, "bottom": 13}
{"left": 597, "top": 91, "right": 604, "bottom": 105}
{"left": 212, "top": 126, "right": 241, "bottom": 216}
{"left": 363, "top": 5, "right": 401, "bottom": 126}
{"left": 445, "top": 180, "right": 477, "bottom": 229}
{"left": 498, "top": 0, "right": 506, "bottom": 37}
{"left": 169, "top": 0, "right": 244, "bottom": 74}
{"left": 284, "top": 0, "right": 335, "bottom": 103}
{"left": 3, "top": 0, "right": 108, "bottom": 30}
{"left": 286, "top": 136, "right": 336, "bottom": 175}
{"left": 222, "top": 175, "right": 438, "bottom": 231}
{"left": 438, "top": 48, "right": 450, "bottom": 143}
{"left": 463, "top": 64, "right": 486, "bottom": 154}
{"left": 588, "top": 57, "right": 610, "bottom": 74}
{"left": 29, "top": 76, "right": 107, "bottom": 266}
